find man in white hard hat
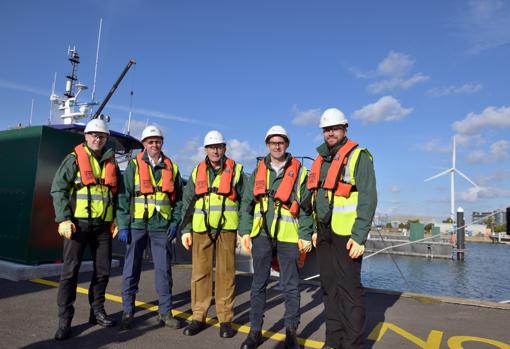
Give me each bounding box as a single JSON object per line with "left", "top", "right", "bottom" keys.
{"left": 238, "top": 125, "right": 313, "bottom": 349}
{"left": 116, "top": 125, "right": 184, "bottom": 330}
{"left": 179, "top": 130, "right": 245, "bottom": 338}
{"left": 307, "top": 108, "right": 377, "bottom": 349}
{"left": 51, "top": 118, "right": 119, "bottom": 340}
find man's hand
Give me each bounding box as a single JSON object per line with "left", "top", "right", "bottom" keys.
{"left": 110, "top": 219, "right": 119, "bottom": 239}
{"left": 298, "top": 239, "right": 312, "bottom": 253}
{"left": 241, "top": 234, "right": 252, "bottom": 254}
{"left": 311, "top": 233, "right": 317, "bottom": 248}
{"left": 118, "top": 229, "right": 131, "bottom": 243}
{"left": 181, "top": 232, "right": 192, "bottom": 250}
{"left": 346, "top": 238, "right": 365, "bottom": 259}
{"left": 58, "top": 220, "right": 76, "bottom": 240}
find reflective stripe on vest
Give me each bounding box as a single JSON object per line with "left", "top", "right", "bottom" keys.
{"left": 251, "top": 158, "right": 306, "bottom": 243}
{"left": 72, "top": 145, "right": 116, "bottom": 222}
{"left": 191, "top": 160, "right": 243, "bottom": 232}
{"left": 132, "top": 155, "right": 179, "bottom": 221}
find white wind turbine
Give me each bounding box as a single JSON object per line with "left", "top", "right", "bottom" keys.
{"left": 424, "top": 136, "right": 478, "bottom": 223}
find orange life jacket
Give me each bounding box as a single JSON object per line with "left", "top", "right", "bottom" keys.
{"left": 195, "top": 158, "right": 237, "bottom": 201}
{"left": 307, "top": 139, "right": 358, "bottom": 197}
{"left": 136, "top": 151, "right": 176, "bottom": 203}
{"left": 253, "top": 157, "right": 301, "bottom": 216}
{"left": 74, "top": 144, "right": 117, "bottom": 193}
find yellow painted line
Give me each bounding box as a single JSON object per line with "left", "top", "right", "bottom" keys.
{"left": 30, "top": 278, "right": 324, "bottom": 348}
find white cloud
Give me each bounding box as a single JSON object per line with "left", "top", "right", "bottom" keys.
{"left": 457, "top": 0, "right": 510, "bottom": 53}
{"left": 353, "top": 96, "right": 413, "bottom": 124}
{"left": 418, "top": 139, "right": 451, "bottom": 153}
{"left": 291, "top": 107, "right": 321, "bottom": 126}
{"left": 389, "top": 185, "right": 400, "bottom": 193}
{"left": 467, "top": 140, "right": 510, "bottom": 164}
{"left": 170, "top": 137, "right": 204, "bottom": 176}
{"left": 458, "top": 185, "right": 510, "bottom": 202}
{"left": 427, "top": 83, "right": 483, "bottom": 96}
{"left": 476, "top": 169, "right": 510, "bottom": 186}
{"left": 0, "top": 79, "right": 49, "bottom": 96}
{"left": 227, "top": 139, "right": 258, "bottom": 168}
{"left": 452, "top": 106, "right": 510, "bottom": 135}
{"left": 377, "top": 51, "right": 415, "bottom": 77}
{"left": 368, "top": 73, "right": 429, "bottom": 94}
{"left": 122, "top": 119, "right": 147, "bottom": 140}
{"left": 455, "top": 133, "right": 485, "bottom": 147}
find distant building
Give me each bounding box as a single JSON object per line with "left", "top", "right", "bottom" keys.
{"left": 472, "top": 210, "right": 507, "bottom": 226}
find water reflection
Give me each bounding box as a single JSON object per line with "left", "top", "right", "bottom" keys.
{"left": 362, "top": 243, "right": 510, "bottom": 302}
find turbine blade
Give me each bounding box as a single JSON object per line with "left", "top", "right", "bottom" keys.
{"left": 424, "top": 168, "right": 452, "bottom": 182}
{"left": 455, "top": 169, "right": 478, "bottom": 187}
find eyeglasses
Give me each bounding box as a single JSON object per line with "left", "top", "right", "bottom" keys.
{"left": 205, "top": 145, "right": 225, "bottom": 150}
{"left": 87, "top": 133, "right": 108, "bottom": 140}
{"left": 267, "top": 141, "right": 287, "bottom": 147}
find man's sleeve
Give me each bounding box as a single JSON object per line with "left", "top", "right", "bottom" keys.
{"left": 238, "top": 170, "right": 255, "bottom": 236}
{"left": 170, "top": 169, "right": 184, "bottom": 226}
{"left": 116, "top": 161, "right": 135, "bottom": 230}
{"left": 298, "top": 168, "right": 314, "bottom": 241}
{"left": 351, "top": 151, "right": 377, "bottom": 245}
{"left": 179, "top": 172, "right": 195, "bottom": 233}
{"left": 51, "top": 154, "right": 77, "bottom": 223}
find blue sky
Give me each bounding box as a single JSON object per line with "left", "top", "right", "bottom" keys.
{"left": 1, "top": 0, "right": 509, "bottom": 222}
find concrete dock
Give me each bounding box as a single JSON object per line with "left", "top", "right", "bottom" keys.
{"left": 1, "top": 261, "right": 509, "bottom": 349}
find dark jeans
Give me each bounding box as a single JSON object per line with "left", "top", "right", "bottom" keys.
{"left": 57, "top": 221, "right": 112, "bottom": 326}
{"left": 249, "top": 236, "right": 300, "bottom": 331}
{"left": 317, "top": 224, "right": 365, "bottom": 349}
{"left": 121, "top": 229, "right": 173, "bottom": 315}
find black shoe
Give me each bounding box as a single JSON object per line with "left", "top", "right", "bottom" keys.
{"left": 89, "top": 310, "right": 117, "bottom": 328}
{"left": 158, "top": 313, "right": 183, "bottom": 329}
{"left": 183, "top": 320, "right": 205, "bottom": 336}
{"left": 219, "top": 322, "right": 235, "bottom": 338}
{"left": 54, "top": 325, "right": 71, "bottom": 341}
{"left": 119, "top": 312, "right": 134, "bottom": 330}
{"left": 240, "top": 330, "right": 261, "bottom": 349}
{"left": 284, "top": 327, "right": 301, "bottom": 349}
{"left": 321, "top": 346, "right": 335, "bottom": 349}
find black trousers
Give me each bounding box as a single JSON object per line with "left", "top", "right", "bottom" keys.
{"left": 316, "top": 224, "right": 365, "bottom": 349}
{"left": 57, "top": 221, "right": 112, "bottom": 326}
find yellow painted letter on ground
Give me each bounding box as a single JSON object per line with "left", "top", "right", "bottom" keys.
{"left": 368, "top": 322, "right": 443, "bottom": 349}
{"left": 448, "top": 336, "right": 510, "bottom": 349}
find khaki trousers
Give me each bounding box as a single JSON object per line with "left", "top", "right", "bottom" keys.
{"left": 191, "top": 231, "right": 236, "bottom": 323}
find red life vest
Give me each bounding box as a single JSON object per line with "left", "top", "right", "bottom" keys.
{"left": 195, "top": 158, "right": 237, "bottom": 201}
{"left": 253, "top": 157, "right": 301, "bottom": 216}
{"left": 307, "top": 139, "right": 358, "bottom": 197}
{"left": 74, "top": 144, "right": 117, "bottom": 194}
{"left": 136, "top": 151, "right": 176, "bottom": 203}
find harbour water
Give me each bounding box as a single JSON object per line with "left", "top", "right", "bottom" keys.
{"left": 362, "top": 242, "right": 510, "bottom": 302}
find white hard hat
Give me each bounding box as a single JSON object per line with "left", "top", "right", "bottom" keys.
{"left": 319, "top": 108, "right": 348, "bottom": 128}
{"left": 265, "top": 125, "right": 290, "bottom": 143}
{"left": 141, "top": 125, "right": 163, "bottom": 142}
{"left": 84, "top": 118, "right": 109, "bottom": 134}
{"left": 203, "top": 130, "right": 226, "bottom": 147}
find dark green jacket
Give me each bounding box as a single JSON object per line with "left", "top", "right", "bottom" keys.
{"left": 180, "top": 156, "right": 246, "bottom": 234}
{"left": 116, "top": 150, "right": 183, "bottom": 231}
{"left": 238, "top": 153, "right": 313, "bottom": 241}
{"left": 51, "top": 143, "right": 120, "bottom": 224}
{"left": 314, "top": 137, "right": 377, "bottom": 244}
